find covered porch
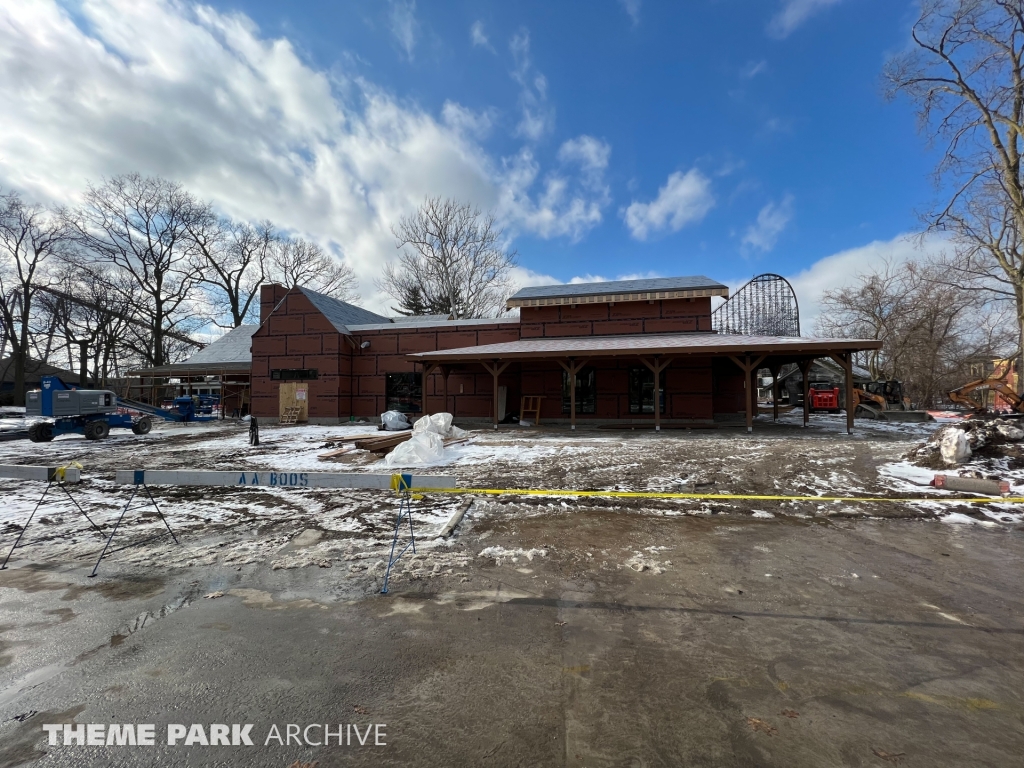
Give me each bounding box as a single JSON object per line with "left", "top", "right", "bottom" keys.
{"left": 408, "top": 333, "right": 882, "bottom": 434}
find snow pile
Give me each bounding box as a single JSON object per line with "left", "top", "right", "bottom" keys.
{"left": 940, "top": 428, "right": 971, "bottom": 465}
{"left": 909, "top": 417, "right": 1024, "bottom": 467}
{"left": 478, "top": 546, "right": 547, "bottom": 565}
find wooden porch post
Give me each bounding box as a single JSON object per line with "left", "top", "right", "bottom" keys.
{"left": 421, "top": 363, "right": 437, "bottom": 416}
{"left": 481, "top": 360, "right": 510, "bottom": 430}
{"left": 640, "top": 356, "right": 673, "bottom": 431}
{"left": 557, "top": 358, "right": 590, "bottom": 431}
{"left": 799, "top": 359, "right": 812, "bottom": 428}
{"left": 440, "top": 365, "right": 450, "bottom": 415}
{"left": 728, "top": 354, "right": 767, "bottom": 434}
{"left": 829, "top": 352, "right": 855, "bottom": 435}
{"left": 770, "top": 364, "right": 781, "bottom": 422}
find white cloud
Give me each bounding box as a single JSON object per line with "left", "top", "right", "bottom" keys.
{"left": 0, "top": 0, "right": 610, "bottom": 313}
{"left": 622, "top": 169, "right": 715, "bottom": 241}
{"left": 742, "top": 195, "right": 794, "bottom": 253}
{"left": 509, "top": 29, "right": 554, "bottom": 141}
{"left": 441, "top": 101, "right": 495, "bottom": 139}
{"left": 388, "top": 0, "right": 418, "bottom": 59}
{"left": 470, "top": 20, "right": 493, "bottom": 51}
{"left": 619, "top": 0, "right": 641, "bottom": 25}
{"left": 741, "top": 59, "right": 767, "bottom": 78}
{"left": 496, "top": 138, "right": 611, "bottom": 242}
{"left": 782, "top": 232, "right": 951, "bottom": 332}
{"left": 768, "top": 0, "right": 841, "bottom": 39}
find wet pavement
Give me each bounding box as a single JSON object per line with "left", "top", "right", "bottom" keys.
{"left": 0, "top": 510, "right": 1021, "bottom": 767}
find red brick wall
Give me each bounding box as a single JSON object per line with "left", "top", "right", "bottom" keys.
{"left": 520, "top": 297, "right": 711, "bottom": 338}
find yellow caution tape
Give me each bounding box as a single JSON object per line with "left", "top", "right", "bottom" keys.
{"left": 55, "top": 461, "right": 84, "bottom": 483}
{"left": 405, "top": 487, "right": 1024, "bottom": 505}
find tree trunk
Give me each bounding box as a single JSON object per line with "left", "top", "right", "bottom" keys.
{"left": 79, "top": 341, "right": 89, "bottom": 388}
{"left": 1017, "top": 285, "right": 1024, "bottom": 396}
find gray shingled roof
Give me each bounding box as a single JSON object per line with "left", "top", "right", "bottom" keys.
{"left": 184, "top": 324, "right": 258, "bottom": 365}
{"left": 508, "top": 275, "right": 727, "bottom": 301}
{"left": 298, "top": 287, "right": 390, "bottom": 332}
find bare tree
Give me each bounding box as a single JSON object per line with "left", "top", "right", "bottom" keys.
{"left": 270, "top": 238, "right": 358, "bottom": 301}
{"left": 817, "top": 257, "right": 1009, "bottom": 406}
{"left": 885, "top": 0, "right": 1024, "bottom": 388}
{"left": 65, "top": 174, "right": 206, "bottom": 366}
{"left": 0, "top": 190, "right": 72, "bottom": 404}
{"left": 186, "top": 204, "right": 277, "bottom": 327}
{"left": 379, "top": 197, "right": 518, "bottom": 318}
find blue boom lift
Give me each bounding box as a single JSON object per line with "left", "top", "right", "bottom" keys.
{"left": 25, "top": 376, "right": 217, "bottom": 442}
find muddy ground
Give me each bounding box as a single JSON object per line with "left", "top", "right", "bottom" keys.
{"left": 0, "top": 416, "right": 1021, "bottom": 766}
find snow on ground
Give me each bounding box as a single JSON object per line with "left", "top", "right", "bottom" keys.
{"left": 0, "top": 413, "right": 1021, "bottom": 584}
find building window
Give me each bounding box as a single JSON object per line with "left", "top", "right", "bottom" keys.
{"left": 386, "top": 372, "right": 422, "bottom": 413}
{"left": 271, "top": 368, "right": 319, "bottom": 381}
{"left": 628, "top": 368, "right": 665, "bottom": 414}
{"left": 562, "top": 367, "right": 597, "bottom": 414}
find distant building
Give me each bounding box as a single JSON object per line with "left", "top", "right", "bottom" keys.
{"left": 126, "top": 325, "right": 256, "bottom": 416}
{"left": 0, "top": 357, "right": 80, "bottom": 404}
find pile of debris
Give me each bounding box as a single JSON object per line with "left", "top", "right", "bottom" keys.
{"left": 909, "top": 417, "right": 1024, "bottom": 468}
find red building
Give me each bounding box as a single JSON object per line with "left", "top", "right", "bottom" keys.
{"left": 251, "top": 277, "right": 880, "bottom": 432}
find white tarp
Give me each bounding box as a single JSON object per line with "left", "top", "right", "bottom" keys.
{"left": 384, "top": 413, "right": 467, "bottom": 467}
{"left": 380, "top": 410, "right": 411, "bottom": 431}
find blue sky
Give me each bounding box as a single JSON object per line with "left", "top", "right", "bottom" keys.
{"left": 212, "top": 0, "right": 934, "bottom": 277}
{"left": 0, "top": 0, "right": 943, "bottom": 322}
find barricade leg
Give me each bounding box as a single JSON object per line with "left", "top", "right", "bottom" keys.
{"left": 90, "top": 483, "right": 180, "bottom": 577}
{"left": 90, "top": 487, "right": 136, "bottom": 578}
{"left": 1, "top": 483, "right": 51, "bottom": 571}
{"left": 59, "top": 483, "right": 105, "bottom": 534}
{"left": 144, "top": 483, "right": 179, "bottom": 545}
{"left": 381, "top": 483, "right": 416, "bottom": 595}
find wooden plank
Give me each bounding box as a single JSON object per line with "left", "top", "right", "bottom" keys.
{"left": 115, "top": 469, "right": 456, "bottom": 489}
{"left": 317, "top": 447, "right": 356, "bottom": 460}
{"left": 278, "top": 382, "right": 309, "bottom": 423}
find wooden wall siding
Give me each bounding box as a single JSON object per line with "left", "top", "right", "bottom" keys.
{"left": 251, "top": 284, "right": 738, "bottom": 420}
{"left": 513, "top": 359, "right": 716, "bottom": 421}
{"left": 347, "top": 323, "right": 520, "bottom": 417}
{"left": 520, "top": 298, "right": 712, "bottom": 338}
{"left": 711, "top": 358, "right": 746, "bottom": 414}
{"left": 252, "top": 284, "right": 348, "bottom": 419}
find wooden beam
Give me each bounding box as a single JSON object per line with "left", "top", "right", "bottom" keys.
{"left": 832, "top": 351, "right": 854, "bottom": 435}
{"left": 770, "top": 364, "right": 781, "bottom": 422}
{"left": 557, "top": 358, "right": 589, "bottom": 430}
{"left": 799, "top": 359, "right": 813, "bottom": 428}
{"left": 481, "top": 360, "right": 510, "bottom": 430}
{"left": 421, "top": 363, "right": 437, "bottom": 416}
{"left": 439, "top": 365, "right": 450, "bottom": 416}
{"left": 744, "top": 355, "right": 753, "bottom": 433}
{"left": 639, "top": 357, "right": 672, "bottom": 430}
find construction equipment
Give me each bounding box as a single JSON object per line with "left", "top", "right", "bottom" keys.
{"left": 25, "top": 376, "right": 217, "bottom": 442}
{"left": 808, "top": 383, "right": 841, "bottom": 413}
{"left": 850, "top": 380, "right": 932, "bottom": 422}
{"left": 948, "top": 376, "right": 1024, "bottom": 414}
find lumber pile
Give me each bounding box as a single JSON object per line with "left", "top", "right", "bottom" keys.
{"left": 354, "top": 432, "right": 414, "bottom": 454}
{"left": 318, "top": 429, "right": 472, "bottom": 460}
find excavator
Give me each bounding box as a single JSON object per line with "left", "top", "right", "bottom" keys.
{"left": 948, "top": 376, "right": 1024, "bottom": 414}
